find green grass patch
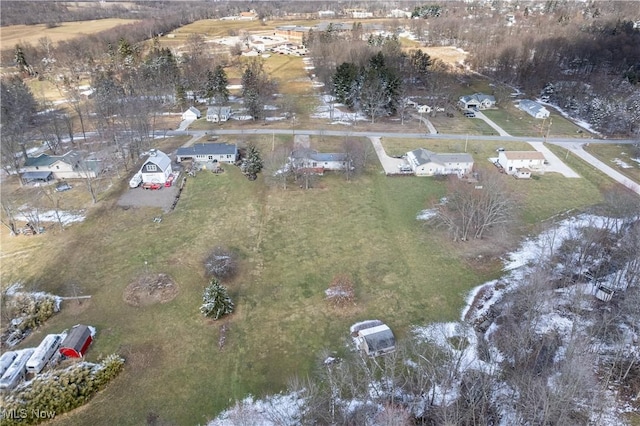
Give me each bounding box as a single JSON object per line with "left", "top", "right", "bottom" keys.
{"left": 584, "top": 143, "right": 640, "bottom": 183}
{"left": 483, "top": 107, "right": 594, "bottom": 139}
{"left": 546, "top": 143, "right": 619, "bottom": 191}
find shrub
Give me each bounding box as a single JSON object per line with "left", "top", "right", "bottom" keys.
{"left": 204, "top": 246, "right": 238, "bottom": 279}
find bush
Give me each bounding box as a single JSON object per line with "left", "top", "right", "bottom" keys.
{"left": 204, "top": 246, "right": 238, "bottom": 279}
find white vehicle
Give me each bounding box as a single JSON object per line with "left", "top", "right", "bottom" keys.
{"left": 0, "top": 348, "right": 34, "bottom": 391}
{"left": 26, "top": 334, "right": 63, "bottom": 374}
{"left": 0, "top": 351, "right": 17, "bottom": 377}
{"left": 129, "top": 172, "right": 143, "bottom": 188}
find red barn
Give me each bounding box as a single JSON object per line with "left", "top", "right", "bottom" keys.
{"left": 59, "top": 325, "right": 94, "bottom": 358}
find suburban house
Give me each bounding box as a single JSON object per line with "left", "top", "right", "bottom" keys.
{"left": 181, "top": 106, "right": 201, "bottom": 121}
{"left": 176, "top": 143, "right": 238, "bottom": 164}
{"left": 59, "top": 325, "right": 94, "bottom": 358}
{"left": 20, "top": 151, "right": 101, "bottom": 183}
{"left": 206, "top": 106, "right": 232, "bottom": 123}
{"left": 352, "top": 322, "right": 396, "bottom": 357}
{"left": 239, "top": 11, "right": 258, "bottom": 20}
{"left": 406, "top": 148, "right": 474, "bottom": 177}
{"left": 497, "top": 151, "right": 546, "bottom": 175}
{"left": 318, "top": 10, "right": 336, "bottom": 18}
{"left": 139, "top": 149, "right": 173, "bottom": 184}
{"left": 289, "top": 149, "right": 351, "bottom": 174}
{"left": 458, "top": 93, "right": 496, "bottom": 110}
{"left": 518, "top": 99, "right": 550, "bottom": 119}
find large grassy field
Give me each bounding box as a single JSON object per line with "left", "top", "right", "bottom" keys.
{"left": 0, "top": 19, "right": 140, "bottom": 47}
{"left": 1, "top": 133, "right": 610, "bottom": 424}
{"left": 483, "top": 105, "right": 594, "bottom": 138}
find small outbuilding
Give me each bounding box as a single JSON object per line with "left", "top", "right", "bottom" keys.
{"left": 182, "top": 106, "right": 201, "bottom": 121}
{"left": 59, "top": 325, "right": 94, "bottom": 358}
{"left": 514, "top": 168, "right": 532, "bottom": 179}
{"left": 352, "top": 321, "right": 396, "bottom": 357}
{"left": 139, "top": 149, "right": 173, "bottom": 184}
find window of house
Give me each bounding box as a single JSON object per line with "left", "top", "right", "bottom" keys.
{"left": 208, "top": 156, "right": 213, "bottom": 160}
{"left": 56, "top": 165, "right": 60, "bottom": 169}
{"left": 35, "top": 166, "right": 39, "bottom": 170}
{"left": 227, "top": 155, "right": 231, "bottom": 158}
{"left": 147, "top": 164, "right": 157, "bottom": 172}
{"left": 312, "top": 162, "right": 317, "bottom": 167}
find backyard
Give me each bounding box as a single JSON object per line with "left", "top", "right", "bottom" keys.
{"left": 1, "top": 132, "right": 611, "bottom": 424}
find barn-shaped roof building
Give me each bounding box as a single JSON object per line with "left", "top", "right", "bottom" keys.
{"left": 59, "top": 325, "right": 94, "bottom": 358}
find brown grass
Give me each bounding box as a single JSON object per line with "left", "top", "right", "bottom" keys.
{"left": 0, "top": 19, "right": 141, "bottom": 47}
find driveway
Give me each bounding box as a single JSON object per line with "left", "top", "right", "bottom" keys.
{"left": 411, "top": 113, "right": 438, "bottom": 134}
{"left": 474, "top": 111, "right": 511, "bottom": 137}
{"left": 369, "top": 136, "right": 407, "bottom": 175}
{"left": 527, "top": 142, "right": 580, "bottom": 178}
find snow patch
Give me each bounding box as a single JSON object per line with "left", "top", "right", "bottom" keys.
{"left": 416, "top": 209, "right": 437, "bottom": 220}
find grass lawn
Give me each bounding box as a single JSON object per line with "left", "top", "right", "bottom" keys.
{"left": 483, "top": 106, "right": 595, "bottom": 138}
{"left": 3, "top": 140, "right": 503, "bottom": 425}
{"left": 584, "top": 143, "right": 640, "bottom": 183}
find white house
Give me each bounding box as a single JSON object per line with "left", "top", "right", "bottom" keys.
{"left": 406, "top": 148, "right": 474, "bottom": 177}
{"left": 518, "top": 99, "right": 550, "bottom": 119}
{"left": 458, "top": 93, "right": 496, "bottom": 110}
{"left": 20, "top": 151, "right": 101, "bottom": 183}
{"left": 497, "top": 151, "right": 546, "bottom": 175}
{"left": 176, "top": 143, "right": 238, "bottom": 164}
{"left": 289, "top": 149, "right": 350, "bottom": 174}
{"left": 206, "top": 106, "right": 232, "bottom": 123}
{"left": 139, "top": 149, "right": 172, "bottom": 184}
{"left": 181, "top": 106, "right": 201, "bottom": 121}
{"left": 318, "top": 10, "right": 336, "bottom": 18}
{"left": 389, "top": 9, "right": 411, "bottom": 18}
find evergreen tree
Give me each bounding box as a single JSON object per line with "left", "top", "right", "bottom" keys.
{"left": 332, "top": 62, "right": 360, "bottom": 108}
{"left": 243, "top": 144, "right": 263, "bottom": 180}
{"left": 211, "top": 65, "right": 230, "bottom": 104}
{"left": 14, "top": 45, "right": 32, "bottom": 76}
{"left": 200, "top": 278, "right": 234, "bottom": 320}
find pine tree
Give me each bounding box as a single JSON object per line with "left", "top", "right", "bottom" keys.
{"left": 244, "top": 144, "right": 263, "bottom": 180}
{"left": 14, "top": 45, "right": 32, "bottom": 76}
{"left": 212, "top": 65, "right": 230, "bottom": 104}
{"left": 200, "top": 278, "right": 234, "bottom": 320}
{"left": 332, "top": 62, "right": 359, "bottom": 108}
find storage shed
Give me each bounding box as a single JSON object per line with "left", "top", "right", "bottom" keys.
{"left": 353, "top": 323, "right": 396, "bottom": 357}
{"left": 59, "top": 325, "right": 94, "bottom": 358}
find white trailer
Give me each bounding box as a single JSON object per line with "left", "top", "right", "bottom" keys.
{"left": 0, "top": 351, "right": 18, "bottom": 377}
{"left": 0, "top": 348, "right": 35, "bottom": 391}
{"left": 26, "top": 334, "right": 63, "bottom": 374}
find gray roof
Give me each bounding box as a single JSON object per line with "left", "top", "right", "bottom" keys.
{"left": 291, "top": 149, "right": 347, "bottom": 162}
{"left": 23, "top": 151, "right": 80, "bottom": 167}
{"left": 361, "top": 325, "right": 396, "bottom": 353}
{"left": 408, "top": 148, "right": 473, "bottom": 167}
{"left": 519, "top": 99, "right": 547, "bottom": 115}
{"left": 60, "top": 325, "right": 92, "bottom": 352}
{"left": 176, "top": 143, "right": 237, "bottom": 157}
{"left": 143, "top": 150, "right": 171, "bottom": 170}
{"left": 206, "top": 106, "right": 231, "bottom": 115}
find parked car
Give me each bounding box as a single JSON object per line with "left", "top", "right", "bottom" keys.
{"left": 55, "top": 182, "right": 72, "bottom": 192}
{"left": 463, "top": 110, "right": 476, "bottom": 118}
{"left": 142, "top": 182, "right": 162, "bottom": 190}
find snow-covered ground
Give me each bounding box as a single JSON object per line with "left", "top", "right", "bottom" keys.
{"left": 311, "top": 94, "right": 369, "bottom": 124}
{"left": 14, "top": 209, "right": 86, "bottom": 225}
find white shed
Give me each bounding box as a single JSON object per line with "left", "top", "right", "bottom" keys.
{"left": 519, "top": 100, "right": 550, "bottom": 119}
{"left": 139, "top": 149, "right": 173, "bottom": 184}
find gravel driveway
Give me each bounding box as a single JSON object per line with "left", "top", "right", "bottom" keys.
{"left": 117, "top": 181, "right": 181, "bottom": 212}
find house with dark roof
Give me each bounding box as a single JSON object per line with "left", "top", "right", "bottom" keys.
{"left": 139, "top": 149, "right": 173, "bottom": 184}
{"left": 406, "top": 148, "right": 474, "bottom": 177}
{"left": 289, "top": 149, "right": 351, "bottom": 174}
{"left": 458, "top": 93, "right": 496, "bottom": 110}
{"left": 20, "top": 151, "right": 101, "bottom": 183}
{"left": 176, "top": 143, "right": 238, "bottom": 164}
{"left": 518, "top": 99, "right": 550, "bottom": 119}
{"left": 354, "top": 323, "right": 396, "bottom": 357}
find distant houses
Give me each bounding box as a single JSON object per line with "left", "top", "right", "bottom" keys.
{"left": 406, "top": 148, "right": 474, "bottom": 177}
{"left": 518, "top": 100, "right": 550, "bottom": 119}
